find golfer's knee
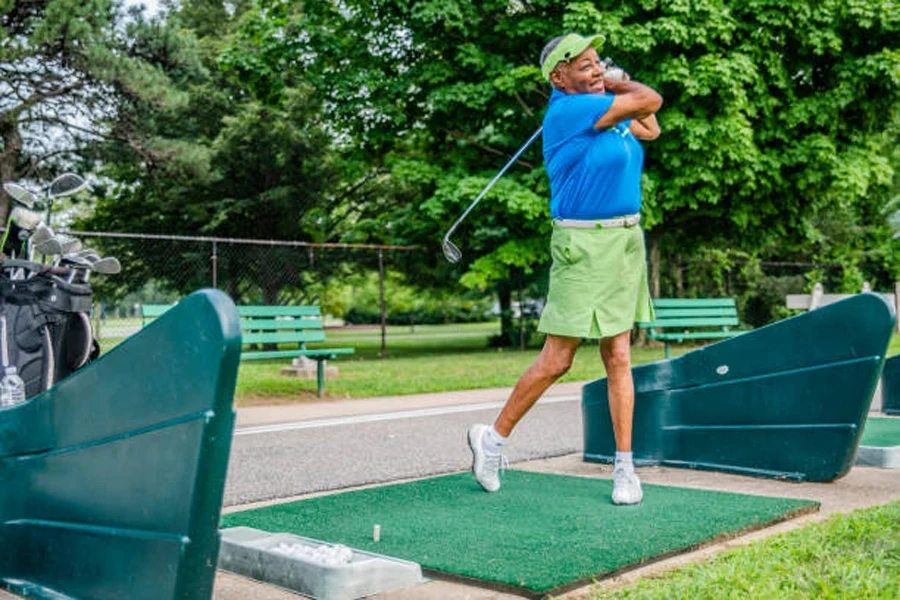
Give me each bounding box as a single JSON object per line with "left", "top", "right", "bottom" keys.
{"left": 602, "top": 345, "right": 631, "bottom": 373}
{"left": 538, "top": 353, "right": 573, "bottom": 379}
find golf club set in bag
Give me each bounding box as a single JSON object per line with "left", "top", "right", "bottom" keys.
{"left": 0, "top": 174, "right": 120, "bottom": 404}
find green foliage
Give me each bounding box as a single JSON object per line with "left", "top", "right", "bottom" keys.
{"left": 296, "top": 0, "right": 898, "bottom": 337}
{"left": 333, "top": 271, "right": 492, "bottom": 325}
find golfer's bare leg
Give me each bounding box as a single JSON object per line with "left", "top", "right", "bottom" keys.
{"left": 600, "top": 331, "right": 634, "bottom": 452}
{"left": 493, "top": 334, "right": 581, "bottom": 437}
{"left": 602, "top": 331, "right": 643, "bottom": 504}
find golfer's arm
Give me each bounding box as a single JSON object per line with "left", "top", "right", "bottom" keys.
{"left": 593, "top": 80, "right": 662, "bottom": 131}
{"left": 630, "top": 115, "right": 660, "bottom": 141}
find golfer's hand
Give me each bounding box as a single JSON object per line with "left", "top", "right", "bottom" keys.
{"left": 604, "top": 67, "right": 629, "bottom": 83}
{"left": 603, "top": 77, "right": 636, "bottom": 94}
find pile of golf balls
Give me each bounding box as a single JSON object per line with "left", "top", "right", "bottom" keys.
{"left": 272, "top": 541, "right": 354, "bottom": 566}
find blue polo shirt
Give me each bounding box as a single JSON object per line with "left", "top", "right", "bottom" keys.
{"left": 542, "top": 89, "right": 644, "bottom": 219}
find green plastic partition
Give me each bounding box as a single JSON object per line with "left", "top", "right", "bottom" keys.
{"left": 584, "top": 294, "right": 896, "bottom": 482}
{"left": 0, "top": 289, "right": 241, "bottom": 599}
{"left": 883, "top": 355, "right": 900, "bottom": 415}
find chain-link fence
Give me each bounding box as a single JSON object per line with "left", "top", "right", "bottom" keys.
{"left": 52, "top": 230, "right": 428, "bottom": 345}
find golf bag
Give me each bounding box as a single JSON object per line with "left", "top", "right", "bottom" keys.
{"left": 0, "top": 267, "right": 99, "bottom": 399}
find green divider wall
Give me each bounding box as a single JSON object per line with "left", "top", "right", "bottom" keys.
{"left": 0, "top": 289, "right": 241, "bottom": 600}
{"left": 882, "top": 355, "right": 900, "bottom": 415}
{"left": 584, "top": 294, "right": 896, "bottom": 482}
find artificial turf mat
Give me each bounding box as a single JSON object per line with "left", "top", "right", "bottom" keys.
{"left": 222, "top": 471, "right": 818, "bottom": 597}
{"left": 861, "top": 417, "right": 900, "bottom": 447}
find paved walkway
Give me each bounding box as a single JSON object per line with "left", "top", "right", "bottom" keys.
{"left": 214, "top": 386, "right": 900, "bottom": 600}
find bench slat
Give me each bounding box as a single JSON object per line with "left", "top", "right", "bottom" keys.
{"left": 652, "top": 298, "right": 736, "bottom": 308}
{"left": 238, "top": 305, "right": 321, "bottom": 318}
{"left": 298, "top": 348, "right": 355, "bottom": 357}
{"left": 239, "top": 318, "right": 323, "bottom": 331}
{"left": 241, "top": 348, "right": 355, "bottom": 360}
{"left": 652, "top": 307, "right": 738, "bottom": 318}
{"left": 648, "top": 331, "right": 742, "bottom": 341}
{"left": 641, "top": 317, "right": 739, "bottom": 328}
{"left": 242, "top": 331, "right": 326, "bottom": 345}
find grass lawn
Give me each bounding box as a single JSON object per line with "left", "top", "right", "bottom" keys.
{"left": 100, "top": 318, "right": 900, "bottom": 406}
{"left": 233, "top": 322, "right": 674, "bottom": 405}
{"left": 588, "top": 500, "right": 900, "bottom": 599}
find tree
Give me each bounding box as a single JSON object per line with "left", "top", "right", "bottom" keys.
{"left": 80, "top": 0, "right": 380, "bottom": 304}
{"left": 0, "top": 0, "right": 203, "bottom": 222}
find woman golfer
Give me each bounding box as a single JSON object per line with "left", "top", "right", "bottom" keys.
{"left": 468, "top": 33, "right": 662, "bottom": 505}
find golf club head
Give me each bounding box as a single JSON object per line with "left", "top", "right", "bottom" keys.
{"left": 29, "top": 224, "right": 54, "bottom": 245}
{"left": 48, "top": 173, "right": 88, "bottom": 198}
{"left": 3, "top": 182, "right": 38, "bottom": 208}
{"left": 34, "top": 238, "right": 63, "bottom": 258}
{"left": 60, "top": 255, "right": 92, "bottom": 268}
{"left": 442, "top": 238, "right": 462, "bottom": 263}
{"left": 73, "top": 249, "right": 100, "bottom": 262}
{"left": 90, "top": 256, "right": 121, "bottom": 275}
{"left": 10, "top": 206, "right": 42, "bottom": 231}
{"left": 59, "top": 235, "right": 82, "bottom": 253}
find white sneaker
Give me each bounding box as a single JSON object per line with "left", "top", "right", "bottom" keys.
{"left": 612, "top": 468, "right": 643, "bottom": 505}
{"left": 467, "top": 424, "right": 505, "bottom": 492}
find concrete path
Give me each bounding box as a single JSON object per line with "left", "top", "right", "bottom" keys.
{"left": 214, "top": 385, "right": 900, "bottom": 600}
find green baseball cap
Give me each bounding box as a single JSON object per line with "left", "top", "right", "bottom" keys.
{"left": 540, "top": 33, "right": 605, "bottom": 81}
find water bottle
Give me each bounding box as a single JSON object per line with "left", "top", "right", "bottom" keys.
{"left": 0, "top": 366, "right": 26, "bottom": 407}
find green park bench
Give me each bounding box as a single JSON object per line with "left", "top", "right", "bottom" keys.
{"left": 638, "top": 297, "right": 744, "bottom": 358}
{"left": 142, "top": 303, "right": 354, "bottom": 396}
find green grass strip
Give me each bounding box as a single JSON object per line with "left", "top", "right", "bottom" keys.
{"left": 861, "top": 417, "right": 900, "bottom": 448}
{"left": 590, "top": 500, "right": 900, "bottom": 600}
{"left": 222, "top": 471, "right": 817, "bottom": 596}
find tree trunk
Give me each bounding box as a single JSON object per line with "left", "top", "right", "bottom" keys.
{"left": 0, "top": 115, "right": 24, "bottom": 224}
{"left": 497, "top": 284, "right": 514, "bottom": 347}
{"left": 647, "top": 229, "right": 660, "bottom": 298}
{"left": 518, "top": 281, "right": 525, "bottom": 351}
{"left": 672, "top": 256, "right": 684, "bottom": 297}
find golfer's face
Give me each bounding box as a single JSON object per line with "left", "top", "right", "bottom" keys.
{"left": 557, "top": 47, "right": 606, "bottom": 94}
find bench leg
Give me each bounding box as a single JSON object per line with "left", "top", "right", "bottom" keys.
{"left": 317, "top": 359, "right": 325, "bottom": 397}
{"left": 665, "top": 343, "right": 671, "bottom": 359}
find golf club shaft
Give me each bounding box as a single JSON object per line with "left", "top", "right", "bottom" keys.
{"left": 442, "top": 126, "right": 543, "bottom": 242}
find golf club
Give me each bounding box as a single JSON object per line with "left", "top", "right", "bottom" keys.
{"left": 3, "top": 182, "right": 38, "bottom": 209}
{"left": 45, "top": 173, "right": 88, "bottom": 227}
{"left": 58, "top": 235, "right": 82, "bottom": 254}
{"left": 441, "top": 126, "right": 543, "bottom": 263}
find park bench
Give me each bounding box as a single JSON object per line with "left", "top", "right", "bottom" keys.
{"left": 141, "top": 303, "right": 354, "bottom": 396}
{"left": 637, "top": 298, "right": 744, "bottom": 358}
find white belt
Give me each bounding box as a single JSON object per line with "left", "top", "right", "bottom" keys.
{"left": 553, "top": 214, "right": 641, "bottom": 229}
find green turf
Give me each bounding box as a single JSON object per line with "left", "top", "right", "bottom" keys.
{"left": 861, "top": 417, "right": 900, "bottom": 448}
{"left": 222, "top": 471, "right": 818, "bottom": 596}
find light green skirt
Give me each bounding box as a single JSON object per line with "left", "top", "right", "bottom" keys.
{"left": 537, "top": 224, "right": 653, "bottom": 339}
